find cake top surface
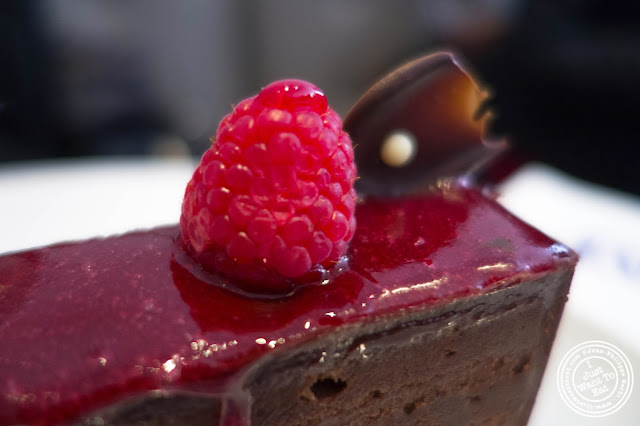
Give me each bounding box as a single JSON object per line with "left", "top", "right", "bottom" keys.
{"left": 0, "top": 183, "right": 576, "bottom": 424}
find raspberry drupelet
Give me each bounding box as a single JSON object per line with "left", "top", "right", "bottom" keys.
{"left": 180, "top": 79, "right": 357, "bottom": 293}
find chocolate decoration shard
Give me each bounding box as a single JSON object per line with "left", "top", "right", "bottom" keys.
{"left": 344, "top": 52, "right": 507, "bottom": 196}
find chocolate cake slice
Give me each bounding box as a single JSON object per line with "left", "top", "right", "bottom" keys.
{"left": 0, "top": 53, "right": 576, "bottom": 425}
{"left": 0, "top": 187, "right": 575, "bottom": 425}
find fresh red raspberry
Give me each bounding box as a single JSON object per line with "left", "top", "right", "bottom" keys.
{"left": 180, "top": 79, "right": 357, "bottom": 293}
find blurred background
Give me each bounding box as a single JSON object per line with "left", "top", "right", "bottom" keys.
{"left": 1, "top": 0, "right": 639, "bottom": 195}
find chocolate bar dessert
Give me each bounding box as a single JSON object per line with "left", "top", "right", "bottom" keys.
{"left": 0, "top": 53, "right": 576, "bottom": 425}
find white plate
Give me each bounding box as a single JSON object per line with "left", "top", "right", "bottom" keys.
{"left": 0, "top": 157, "right": 195, "bottom": 254}
{"left": 499, "top": 164, "right": 639, "bottom": 426}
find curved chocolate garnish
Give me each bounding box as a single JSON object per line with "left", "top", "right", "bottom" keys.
{"left": 344, "top": 52, "right": 506, "bottom": 196}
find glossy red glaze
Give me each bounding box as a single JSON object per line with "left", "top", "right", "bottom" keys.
{"left": 0, "top": 185, "right": 576, "bottom": 424}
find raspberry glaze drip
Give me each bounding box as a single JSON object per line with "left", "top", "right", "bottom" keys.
{"left": 0, "top": 184, "right": 576, "bottom": 424}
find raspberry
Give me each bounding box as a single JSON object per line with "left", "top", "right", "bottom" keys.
{"left": 180, "top": 80, "right": 357, "bottom": 293}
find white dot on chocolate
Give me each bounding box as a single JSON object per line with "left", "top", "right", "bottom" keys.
{"left": 380, "top": 131, "right": 417, "bottom": 167}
